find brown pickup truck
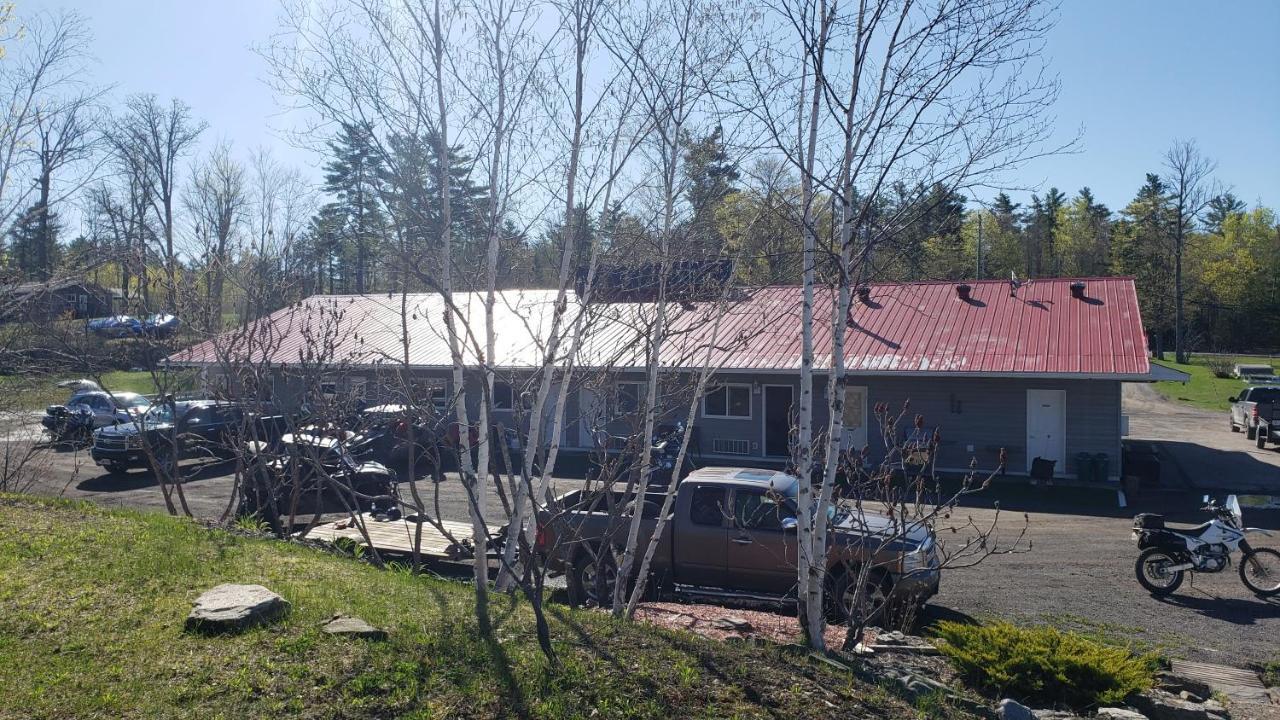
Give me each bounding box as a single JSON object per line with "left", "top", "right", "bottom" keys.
{"left": 535, "top": 466, "right": 941, "bottom": 621}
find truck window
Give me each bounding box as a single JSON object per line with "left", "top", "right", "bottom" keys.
{"left": 734, "top": 488, "right": 791, "bottom": 531}
{"left": 689, "top": 486, "right": 727, "bottom": 527}
{"left": 1248, "top": 388, "right": 1280, "bottom": 402}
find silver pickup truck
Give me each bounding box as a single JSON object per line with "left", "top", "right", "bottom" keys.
{"left": 1229, "top": 386, "right": 1280, "bottom": 441}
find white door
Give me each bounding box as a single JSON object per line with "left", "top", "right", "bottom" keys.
{"left": 841, "top": 386, "right": 868, "bottom": 450}
{"left": 1026, "top": 389, "right": 1066, "bottom": 473}
{"left": 578, "top": 387, "right": 607, "bottom": 448}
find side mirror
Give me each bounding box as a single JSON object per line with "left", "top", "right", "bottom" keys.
{"left": 781, "top": 517, "right": 798, "bottom": 531}
{"left": 1228, "top": 397, "right": 1237, "bottom": 403}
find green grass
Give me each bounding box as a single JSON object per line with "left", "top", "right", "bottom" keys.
{"left": 933, "top": 620, "right": 1159, "bottom": 711}
{"left": 0, "top": 495, "right": 937, "bottom": 720}
{"left": 1151, "top": 354, "right": 1280, "bottom": 412}
{"left": 0, "top": 370, "right": 198, "bottom": 410}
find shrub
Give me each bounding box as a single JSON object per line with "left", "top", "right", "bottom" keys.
{"left": 934, "top": 621, "right": 1158, "bottom": 710}
{"left": 1204, "top": 357, "right": 1235, "bottom": 379}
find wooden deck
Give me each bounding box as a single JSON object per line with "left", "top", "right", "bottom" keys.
{"left": 302, "top": 515, "right": 499, "bottom": 560}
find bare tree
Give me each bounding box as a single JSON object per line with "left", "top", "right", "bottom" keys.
{"left": 0, "top": 9, "right": 96, "bottom": 232}
{"left": 108, "top": 94, "right": 207, "bottom": 310}
{"left": 185, "top": 143, "right": 249, "bottom": 332}
{"left": 1162, "top": 139, "right": 1216, "bottom": 364}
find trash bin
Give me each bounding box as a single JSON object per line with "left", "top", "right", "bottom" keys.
{"left": 1093, "top": 453, "right": 1110, "bottom": 483}
{"left": 1075, "top": 452, "right": 1095, "bottom": 483}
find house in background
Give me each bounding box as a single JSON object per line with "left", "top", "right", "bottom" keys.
{"left": 0, "top": 279, "right": 116, "bottom": 323}
{"left": 171, "top": 276, "right": 1185, "bottom": 482}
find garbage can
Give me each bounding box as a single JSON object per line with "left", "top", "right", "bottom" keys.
{"left": 1093, "top": 453, "right": 1110, "bottom": 483}
{"left": 1075, "top": 452, "right": 1095, "bottom": 483}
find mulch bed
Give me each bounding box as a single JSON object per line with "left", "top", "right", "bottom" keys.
{"left": 631, "top": 601, "right": 872, "bottom": 650}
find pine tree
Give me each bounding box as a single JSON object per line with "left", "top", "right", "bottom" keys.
{"left": 681, "top": 125, "right": 739, "bottom": 258}
{"left": 6, "top": 203, "right": 62, "bottom": 280}
{"left": 1112, "top": 174, "right": 1173, "bottom": 357}
{"left": 323, "top": 123, "right": 387, "bottom": 293}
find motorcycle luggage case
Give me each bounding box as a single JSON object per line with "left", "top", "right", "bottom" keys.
{"left": 1133, "top": 513, "right": 1165, "bottom": 530}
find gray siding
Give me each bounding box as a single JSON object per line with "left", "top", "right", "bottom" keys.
{"left": 213, "top": 366, "right": 1122, "bottom": 481}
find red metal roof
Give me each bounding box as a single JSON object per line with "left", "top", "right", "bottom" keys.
{"left": 171, "top": 277, "right": 1151, "bottom": 378}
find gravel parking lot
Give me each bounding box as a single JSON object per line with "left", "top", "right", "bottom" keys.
{"left": 11, "top": 384, "right": 1280, "bottom": 669}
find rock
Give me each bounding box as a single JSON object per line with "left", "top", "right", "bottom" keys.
{"left": 1030, "top": 710, "right": 1083, "bottom": 719}
{"left": 185, "top": 584, "right": 288, "bottom": 634}
{"left": 322, "top": 614, "right": 387, "bottom": 641}
{"left": 1157, "top": 672, "right": 1214, "bottom": 703}
{"left": 1097, "top": 709, "right": 1149, "bottom": 720}
{"left": 1178, "top": 691, "right": 1204, "bottom": 704}
{"left": 1130, "top": 689, "right": 1226, "bottom": 720}
{"left": 711, "top": 616, "right": 753, "bottom": 632}
{"left": 996, "top": 698, "right": 1036, "bottom": 720}
{"left": 877, "top": 630, "right": 908, "bottom": 644}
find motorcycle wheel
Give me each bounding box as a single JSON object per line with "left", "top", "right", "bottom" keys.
{"left": 1135, "top": 548, "right": 1184, "bottom": 596}
{"left": 1239, "top": 547, "right": 1280, "bottom": 596}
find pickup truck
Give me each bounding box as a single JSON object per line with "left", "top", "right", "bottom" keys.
{"left": 536, "top": 466, "right": 940, "bottom": 621}
{"left": 91, "top": 400, "right": 288, "bottom": 475}
{"left": 1229, "top": 386, "right": 1280, "bottom": 441}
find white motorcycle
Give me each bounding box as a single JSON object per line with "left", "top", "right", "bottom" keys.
{"left": 1132, "top": 495, "right": 1279, "bottom": 597}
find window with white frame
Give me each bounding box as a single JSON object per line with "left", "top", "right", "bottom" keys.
{"left": 703, "top": 384, "right": 751, "bottom": 419}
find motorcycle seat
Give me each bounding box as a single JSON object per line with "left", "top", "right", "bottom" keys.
{"left": 1167, "top": 521, "right": 1214, "bottom": 537}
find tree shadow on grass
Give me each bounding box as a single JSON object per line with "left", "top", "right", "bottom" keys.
{"left": 419, "top": 581, "right": 532, "bottom": 720}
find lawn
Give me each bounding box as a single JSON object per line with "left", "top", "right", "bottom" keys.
{"left": 0, "top": 495, "right": 944, "bottom": 720}
{"left": 1151, "top": 354, "right": 1280, "bottom": 412}
{"left": 0, "top": 369, "right": 198, "bottom": 411}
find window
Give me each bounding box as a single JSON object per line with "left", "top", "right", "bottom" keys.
{"left": 616, "top": 382, "right": 642, "bottom": 414}
{"left": 493, "top": 382, "right": 514, "bottom": 410}
{"left": 703, "top": 385, "right": 751, "bottom": 419}
{"left": 689, "top": 486, "right": 727, "bottom": 527}
{"left": 733, "top": 488, "right": 792, "bottom": 531}
{"left": 320, "top": 382, "right": 337, "bottom": 400}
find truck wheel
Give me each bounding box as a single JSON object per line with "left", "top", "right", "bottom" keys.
{"left": 569, "top": 550, "right": 620, "bottom": 608}
{"left": 827, "top": 568, "right": 891, "bottom": 625}
{"left": 1230, "top": 420, "right": 1239, "bottom": 432}
{"left": 1247, "top": 425, "right": 1257, "bottom": 440}
{"left": 1258, "top": 429, "right": 1268, "bottom": 449}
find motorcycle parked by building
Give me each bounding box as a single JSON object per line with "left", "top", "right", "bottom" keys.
{"left": 1132, "top": 495, "right": 1279, "bottom": 597}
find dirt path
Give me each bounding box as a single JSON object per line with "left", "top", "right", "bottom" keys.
{"left": 1123, "top": 383, "right": 1280, "bottom": 491}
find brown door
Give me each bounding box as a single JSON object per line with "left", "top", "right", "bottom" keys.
{"left": 672, "top": 484, "right": 729, "bottom": 587}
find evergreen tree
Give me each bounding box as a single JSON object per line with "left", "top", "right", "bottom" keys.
{"left": 1112, "top": 174, "right": 1173, "bottom": 356}
{"left": 323, "top": 123, "right": 387, "bottom": 293}
{"left": 6, "top": 204, "right": 62, "bottom": 280}
{"left": 1024, "top": 187, "right": 1065, "bottom": 275}
{"left": 681, "top": 125, "right": 739, "bottom": 258}
{"left": 1204, "top": 192, "right": 1246, "bottom": 234}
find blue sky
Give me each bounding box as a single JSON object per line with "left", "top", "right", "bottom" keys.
{"left": 22, "top": 0, "right": 1280, "bottom": 213}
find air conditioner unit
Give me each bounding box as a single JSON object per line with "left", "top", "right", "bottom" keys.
{"left": 712, "top": 438, "right": 751, "bottom": 455}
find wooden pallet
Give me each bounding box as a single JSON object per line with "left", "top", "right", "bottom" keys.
{"left": 302, "top": 515, "right": 498, "bottom": 560}
{"left": 1169, "top": 659, "right": 1271, "bottom": 705}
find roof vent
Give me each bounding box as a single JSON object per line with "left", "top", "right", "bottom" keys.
{"left": 855, "top": 286, "right": 871, "bottom": 304}
{"left": 955, "top": 284, "right": 972, "bottom": 301}
{"left": 1070, "top": 281, "right": 1086, "bottom": 299}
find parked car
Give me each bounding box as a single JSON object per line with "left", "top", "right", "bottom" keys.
{"left": 1229, "top": 386, "right": 1280, "bottom": 439}
{"left": 90, "top": 400, "right": 288, "bottom": 475}
{"left": 86, "top": 313, "right": 181, "bottom": 339}
{"left": 41, "top": 390, "right": 151, "bottom": 443}
{"left": 534, "top": 466, "right": 941, "bottom": 621}
{"left": 238, "top": 429, "right": 400, "bottom": 526}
